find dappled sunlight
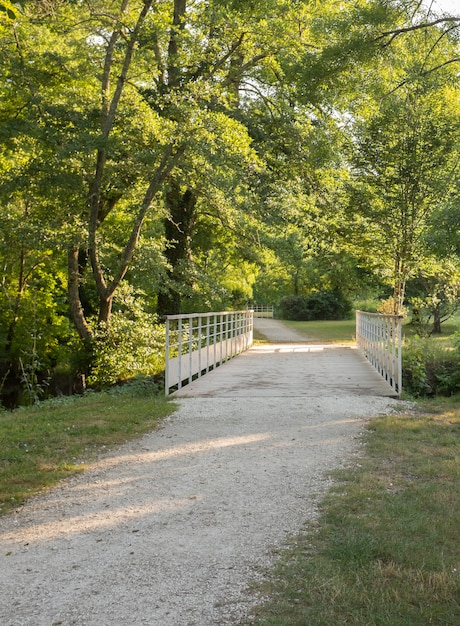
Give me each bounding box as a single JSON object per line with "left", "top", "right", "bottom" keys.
{"left": 249, "top": 344, "right": 355, "bottom": 354}
{"left": 301, "top": 417, "right": 362, "bottom": 429}
{"left": 1, "top": 433, "right": 276, "bottom": 547}
{"left": 85, "top": 432, "right": 273, "bottom": 472}
{"left": 0, "top": 422, "right": 361, "bottom": 547}
{"left": 278, "top": 346, "right": 323, "bottom": 353}
{"left": 172, "top": 330, "right": 394, "bottom": 397}
{"left": 68, "top": 477, "right": 138, "bottom": 492}
{"left": 1, "top": 497, "right": 200, "bottom": 546}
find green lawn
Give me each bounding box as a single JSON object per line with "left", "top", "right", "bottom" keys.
{"left": 243, "top": 397, "right": 460, "bottom": 625}
{"left": 279, "top": 315, "right": 460, "bottom": 346}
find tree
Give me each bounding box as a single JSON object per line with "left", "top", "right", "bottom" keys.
{"left": 344, "top": 21, "right": 460, "bottom": 313}
{"left": 410, "top": 195, "right": 460, "bottom": 334}
{"left": 3, "top": 0, "right": 335, "bottom": 392}
{"left": 4, "top": 0, "right": 460, "bottom": 405}
{"left": 244, "top": 0, "right": 406, "bottom": 306}
{"left": 151, "top": 0, "right": 324, "bottom": 314}
{"left": 407, "top": 258, "right": 460, "bottom": 335}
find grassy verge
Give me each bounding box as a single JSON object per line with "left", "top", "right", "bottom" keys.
{"left": 405, "top": 321, "right": 459, "bottom": 341}
{"left": 279, "top": 319, "right": 357, "bottom": 343}
{"left": 280, "top": 317, "right": 460, "bottom": 346}
{"left": 0, "top": 384, "right": 176, "bottom": 516}
{"left": 244, "top": 398, "right": 460, "bottom": 625}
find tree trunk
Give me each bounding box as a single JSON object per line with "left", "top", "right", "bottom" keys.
{"left": 67, "top": 246, "right": 92, "bottom": 343}
{"left": 392, "top": 255, "right": 406, "bottom": 314}
{"left": 432, "top": 304, "right": 442, "bottom": 334}
{"left": 157, "top": 183, "right": 197, "bottom": 316}
{"left": 98, "top": 294, "right": 113, "bottom": 326}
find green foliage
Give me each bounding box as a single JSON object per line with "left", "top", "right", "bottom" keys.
{"left": 279, "top": 290, "right": 352, "bottom": 321}
{"left": 88, "top": 312, "right": 165, "bottom": 389}
{"left": 354, "top": 298, "right": 381, "bottom": 313}
{"left": 403, "top": 337, "right": 460, "bottom": 397}
{"left": 0, "top": 0, "right": 17, "bottom": 21}
{"left": 407, "top": 259, "right": 460, "bottom": 335}
{"left": 0, "top": 235, "right": 76, "bottom": 408}
{"left": 1, "top": 0, "right": 460, "bottom": 405}
{"left": 427, "top": 203, "right": 460, "bottom": 257}
{"left": 344, "top": 20, "right": 460, "bottom": 313}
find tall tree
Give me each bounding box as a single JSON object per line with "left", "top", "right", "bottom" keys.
{"left": 343, "top": 9, "right": 460, "bottom": 313}
{"left": 150, "top": 0, "right": 321, "bottom": 314}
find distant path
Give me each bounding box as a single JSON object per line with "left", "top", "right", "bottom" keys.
{"left": 0, "top": 319, "right": 401, "bottom": 626}
{"left": 253, "top": 316, "right": 314, "bottom": 342}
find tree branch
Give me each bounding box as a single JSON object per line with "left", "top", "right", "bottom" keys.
{"left": 88, "top": 0, "right": 154, "bottom": 299}
{"left": 377, "top": 16, "right": 460, "bottom": 46}
{"left": 107, "top": 142, "right": 187, "bottom": 297}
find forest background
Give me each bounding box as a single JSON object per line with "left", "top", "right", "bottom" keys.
{"left": 1, "top": 0, "right": 460, "bottom": 407}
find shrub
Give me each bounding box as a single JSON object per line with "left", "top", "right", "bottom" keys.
{"left": 403, "top": 337, "right": 460, "bottom": 397}
{"left": 354, "top": 299, "right": 380, "bottom": 313}
{"left": 88, "top": 312, "right": 165, "bottom": 388}
{"left": 279, "top": 291, "right": 352, "bottom": 321}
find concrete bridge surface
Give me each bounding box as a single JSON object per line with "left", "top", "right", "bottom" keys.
{"left": 173, "top": 317, "right": 397, "bottom": 398}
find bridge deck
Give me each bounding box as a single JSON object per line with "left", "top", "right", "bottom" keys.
{"left": 173, "top": 319, "right": 397, "bottom": 399}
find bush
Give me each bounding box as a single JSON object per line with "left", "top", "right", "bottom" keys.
{"left": 402, "top": 337, "right": 460, "bottom": 397}
{"left": 279, "top": 291, "right": 352, "bottom": 321}
{"left": 88, "top": 312, "right": 166, "bottom": 388}
{"left": 354, "top": 299, "right": 380, "bottom": 313}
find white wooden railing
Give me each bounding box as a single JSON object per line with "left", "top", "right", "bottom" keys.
{"left": 164, "top": 310, "right": 253, "bottom": 395}
{"left": 356, "top": 311, "right": 403, "bottom": 396}
{"left": 249, "top": 305, "right": 274, "bottom": 318}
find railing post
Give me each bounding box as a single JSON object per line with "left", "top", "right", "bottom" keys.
{"left": 178, "top": 317, "right": 183, "bottom": 390}
{"left": 207, "top": 315, "right": 211, "bottom": 372}
{"left": 198, "top": 315, "right": 202, "bottom": 378}
{"left": 188, "top": 317, "right": 193, "bottom": 386}
{"left": 219, "top": 313, "right": 224, "bottom": 365}
{"left": 213, "top": 314, "right": 217, "bottom": 370}
{"left": 165, "top": 317, "right": 170, "bottom": 396}
{"left": 397, "top": 316, "right": 402, "bottom": 394}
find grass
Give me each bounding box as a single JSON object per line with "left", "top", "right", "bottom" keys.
{"left": 280, "top": 316, "right": 460, "bottom": 347}
{"left": 0, "top": 384, "right": 176, "bottom": 516}
{"left": 278, "top": 318, "right": 357, "bottom": 344}
{"left": 243, "top": 397, "right": 460, "bottom": 625}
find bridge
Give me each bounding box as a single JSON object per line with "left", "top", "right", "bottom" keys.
{"left": 171, "top": 316, "right": 398, "bottom": 399}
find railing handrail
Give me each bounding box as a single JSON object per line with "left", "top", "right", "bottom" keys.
{"left": 164, "top": 310, "right": 253, "bottom": 395}
{"left": 249, "top": 304, "right": 274, "bottom": 318}
{"left": 356, "top": 311, "right": 402, "bottom": 319}
{"left": 356, "top": 310, "right": 403, "bottom": 396}
{"left": 249, "top": 304, "right": 274, "bottom": 311}
{"left": 165, "top": 309, "right": 249, "bottom": 321}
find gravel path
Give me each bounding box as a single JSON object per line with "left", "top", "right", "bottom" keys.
{"left": 0, "top": 320, "right": 403, "bottom": 625}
